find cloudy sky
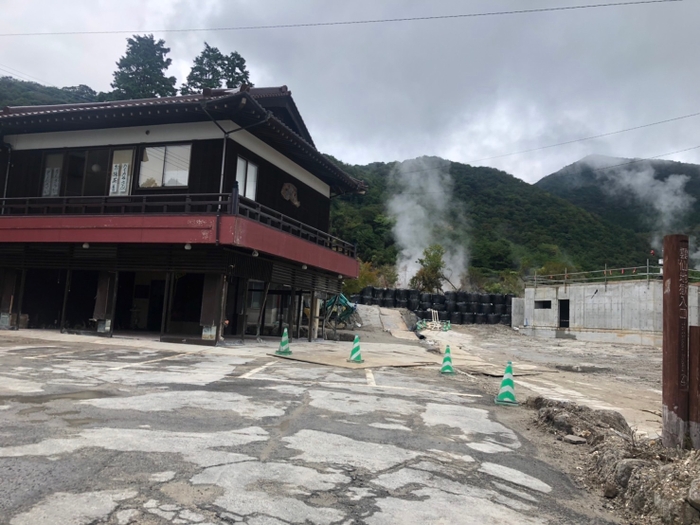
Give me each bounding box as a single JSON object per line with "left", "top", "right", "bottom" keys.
{"left": 0, "top": 0, "right": 698, "bottom": 182}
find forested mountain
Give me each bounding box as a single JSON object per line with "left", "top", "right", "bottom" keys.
{"left": 536, "top": 155, "right": 700, "bottom": 237}
{"left": 0, "top": 76, "right": 98, "bottom": 107}
{"left": 330, "top": 157, "right": 652, "bottom": 275}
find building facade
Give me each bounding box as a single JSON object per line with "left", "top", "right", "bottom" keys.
{"left": 0, "top": 86, "right": 364, "bottom": 344}
{"left": 514, "top": 278, "right": 700, "bottom": 346}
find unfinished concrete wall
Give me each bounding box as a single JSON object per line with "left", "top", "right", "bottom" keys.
{"left": 521, "top": 279, "right": 700, "bottom": 346}
{"left": 511, "top": 298, "right": 525, "bottom": 327}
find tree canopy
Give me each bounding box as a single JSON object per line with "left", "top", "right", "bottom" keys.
{"left": 110, "top": 34, "right": 177, "bottom": 99}
{"left": 180, "top": 43, "right": 251, "bottom": 95}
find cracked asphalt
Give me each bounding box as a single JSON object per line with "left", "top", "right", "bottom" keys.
{"left": 0, "top": 335, "right": 619, "bottom": 524}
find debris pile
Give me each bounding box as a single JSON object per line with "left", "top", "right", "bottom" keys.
{"left": 527, "top": 396, "right": 700, "bottom": 524}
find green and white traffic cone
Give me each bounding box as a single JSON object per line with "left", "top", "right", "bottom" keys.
{"left": 347, "top": 335, "right": 364, "bottom": 363}
{"left": 440, "top": 350, "right": 454, "bottom": 375}
{"left": 494, "top": 361, "right": 518, "bottom": 406}
{"left": 276, "top": 328, "right": 292, "bottom": 356}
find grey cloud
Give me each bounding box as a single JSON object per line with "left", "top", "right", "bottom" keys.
{"left": 1, "top": 0, "right": 699, "bottom": 181}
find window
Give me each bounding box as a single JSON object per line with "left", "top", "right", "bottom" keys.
{"left": 534, "top": 300, "right": 552, "bottom": 309}
{"left": 109, "top": 149, "right": 134, "bottom": 196}
{"left": 41, "top": 154, "right": 63, "bottom": 196}
{"left": 138, "top": 144, "right": 191, "bottom": 188}
{"left": 236, "top": 156, "right": 258, "bottom": 200}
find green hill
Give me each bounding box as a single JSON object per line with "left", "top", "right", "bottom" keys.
{"left": 0, "top": 76, "right": 98, "bottom": 108}
{"left": 330, "top": 157, "right": 652, "bottom": 275}
{"left": 536, "top": 154, "right": 700, "bottom": 237}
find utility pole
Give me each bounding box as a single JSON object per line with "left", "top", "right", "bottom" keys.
{"left": 662, "top": 234, "right": 690, "bottom": 448}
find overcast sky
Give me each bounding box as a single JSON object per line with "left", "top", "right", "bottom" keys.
{"left": 0, "top": 0, "right": 698, "bottom": 182}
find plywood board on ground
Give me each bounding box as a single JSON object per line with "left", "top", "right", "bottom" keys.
{"left": 268, "top": 342, "right": 439, "bottom": 369}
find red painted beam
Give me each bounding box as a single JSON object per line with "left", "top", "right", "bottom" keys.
{"left": 0, "top": 214, "right": 359, "bottom": 278}
{"left": 220, "top": 216, "right": 359, "bottom": 278}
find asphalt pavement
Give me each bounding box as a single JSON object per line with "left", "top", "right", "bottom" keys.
{"left": 0, "top": 334, "right": 618, "bottom": 524}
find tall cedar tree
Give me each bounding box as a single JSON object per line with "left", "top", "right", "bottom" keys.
{"left": 180, "top": 43, "right": 251, "bottom": 95}
{"left": 111, "top": 35, "right": 177, "bottom": 99}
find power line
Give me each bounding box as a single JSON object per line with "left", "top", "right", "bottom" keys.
{"left": 0, "top": 0, "right": 684, "bottom": 37}
{"left": 469, "top": 111, "right": 700, "bottom": 163}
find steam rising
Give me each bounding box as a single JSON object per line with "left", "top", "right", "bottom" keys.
{"left": 387, "top": 157, "right": 469, "bottom": 288}
{"left": 584, "top": 156, "right": 695, "bottom": 249}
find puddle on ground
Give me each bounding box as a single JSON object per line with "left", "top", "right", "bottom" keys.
{"left": 0, "top": 390, "right": 117, "bottom": 405}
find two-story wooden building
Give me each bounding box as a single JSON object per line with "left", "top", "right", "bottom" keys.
{"left": 0, "top": 85, "right": 365, "bottom": 344}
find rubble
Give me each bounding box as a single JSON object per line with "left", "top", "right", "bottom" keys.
{"left": 527, "top": 396, "right": 700, "bottom": 524}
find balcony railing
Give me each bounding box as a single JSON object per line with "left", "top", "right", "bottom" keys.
{"left": 0, "top": 190, "right": 356, "bottom": 258}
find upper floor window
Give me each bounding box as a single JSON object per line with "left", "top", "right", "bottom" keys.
{"left": 236, "top": 156, "right": 258, "bottom": 200}
{"left": 41, "top": 153, "right": 63, "bottom": 196}
{"left": 138, "top": 144, "right": 191, "bottom": 188}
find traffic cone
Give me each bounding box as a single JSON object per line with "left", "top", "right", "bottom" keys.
{"left": 494, "top": 361, "right": 518, "bottom": 406}
{"left": 347, "top": 335, "right": 364, "bottom": 363}
{"left": 275, "top": 328, "right": 292, "bottom": 355}
{"left": 440, "top": 350, "right": 454, "bottom": 375}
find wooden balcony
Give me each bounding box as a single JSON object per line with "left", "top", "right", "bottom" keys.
{"left": 0, "top": 190, "right": 355, "bottom": 259}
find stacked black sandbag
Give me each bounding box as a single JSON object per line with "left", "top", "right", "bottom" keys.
{"left": 420, "top": 300, "right": 432, "bottom": 310}
{"left": 349, "top": 294, "right": 360, "bottom": 304}
{"left": 408, "top": 298, "right": 420, "bottom": 311}
{"left": 487, "top": 313, "right": 501, "bottom": 324}
{"left": 438, "top": 311, "right": 449, "bottom": 321}
{"left": 479, "top": 303, "right": 494, "bottom": 315}
{"left": 409, "top": 289, "right": 421, "bottom": 301}
{"left": 475, "top": 313, "right": 487, "bottom": 324}
{"left": 445, "top": 301, "right": 457, "bottom": 313}
{"left": 467, "top": 302, "right": 479, "bottom": 314}
{"left": 500, "top": 314, "right": 512, "bottom": 325}
{"left": 457, "top": 302, "right": 468, "bottom": 313}
{"left": 463, "top": 313, "right": 476, "bottom": 324}
{"left": 432, "top": 294, "right": 446, "bottom": 304}
{"left": 450, "top": 312, "right": 462, "bottom": 324}
{"left": 494, "top": 304, "right": 506, "bottom": 315}
{"left": 457, "top": 291, "right": 468, "bottom": 303}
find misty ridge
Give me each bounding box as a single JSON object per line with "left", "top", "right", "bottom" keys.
{"left": 536, "top": 155, "right": 700, "bottom": 264}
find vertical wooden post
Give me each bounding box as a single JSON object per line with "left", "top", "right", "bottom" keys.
{"left": 15, "top": 269, "right": 26, "bottom": 329}
{"left": 60, "top": 270, "right": 72, "bottom": 333}
{"left": 663, "top": 234, "right": 690, "bottom": 448}
{"left": 241, "top": 279, "right": 249, "bottom": 343}
{"left": 296, "top": 292, "right": 304, "bottom": 340}
{"left": 288, "top": 288, "right": 296, "bottom": 342}
{"left": 160, "top": 272, "right": 171, "bottom": 337}
{"left": 689, "top": 326, "right": 700, "bottom": 448}
{"left": 108, "top": 272, "right": 118, "bottom": 337}
{"left": 308, "top": 290, "right": 316, "bottom": 342}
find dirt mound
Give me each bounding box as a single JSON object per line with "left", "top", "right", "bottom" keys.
{"left": 527, "top": 396, "right": 632, "bottom": 444}
{"left": 528, "top": 396, "right": 700, "bottom": 524}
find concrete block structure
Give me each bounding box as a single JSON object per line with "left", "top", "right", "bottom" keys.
{"left": 515, "top": 279, "right": 700, "bottom": 346}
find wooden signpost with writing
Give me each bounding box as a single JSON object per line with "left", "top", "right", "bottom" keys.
{"left": 663, "top": 234, "right": 690, "bottom": 447}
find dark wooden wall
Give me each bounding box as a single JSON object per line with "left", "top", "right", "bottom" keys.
{"left": 224, "top": 140, "right": 331, "bottom": 232}
{"left": 5, "top": 150, "right": 42, "bottom": 198}
{"left": 3, "top": 137, "right": 331, "bottom": 232}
